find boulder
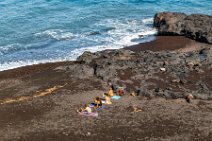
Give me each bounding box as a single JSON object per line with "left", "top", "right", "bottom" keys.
{"left": 154, "top": 12, "right": 186, "bottom": 35}
{"left": 154, "top": 12, "right": 212, "bottom": 44}
{"left": 77, "top": 51, "right": 97, "bottom": 64}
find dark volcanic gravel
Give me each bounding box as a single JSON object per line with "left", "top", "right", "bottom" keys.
{"left": 0, "top": 36, "right": 212, "bottom": 141}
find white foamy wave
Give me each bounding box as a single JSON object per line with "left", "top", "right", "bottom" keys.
{"left": 117, "top": 30, "right": 157, "bottom": 46}
{"left": 34, "top": 29, "right": 77, "bottom": 40}
{"left": 0, "top": 57, "right": 72, "bottom": 72}
{"left": 142, "top": 18, "right": 154, "bottom": 24}
{"left": 96, "top": 18, "right": 157, "bottom": 45}
{"left": 98, "top": 19, "right": 142, "bottom": 33}
{"left": 139, "top": 30, "right": 157, "bottom": 36}
{"left": 0, "top": 43, "right": 24, "bottom": 55}
{"left": 68, "top": 28, "right": 157, "bottom": 59}
{"left": 0, "top": 29, "right": 157, "bottom": 72}
{"left": 69, "top": 44, "right": 123, "bottom": 60}
{"left": 0, "top": 19, "right": 158, "bottom": 71}
{"left": 0, "top": 45, "right": 115, "bottom": 71}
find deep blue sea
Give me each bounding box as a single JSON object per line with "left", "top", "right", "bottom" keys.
{"left": 0, "top": 0, "right": 211, "bottom": 71}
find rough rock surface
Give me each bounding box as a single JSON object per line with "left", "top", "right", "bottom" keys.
{"left": 0, "top": 47, "right": 212, "bottom": 141}
{"left": 74, "top": 48, "right": 212, "bottom": 100}
{"left": 1, "top": 12, "right": 212, "bottom": 141}
{"left": 1, "top": 47, "right": 212, "bottom": 141}
{"left": 154, "top": 12, "right": 212, "bottom": 44}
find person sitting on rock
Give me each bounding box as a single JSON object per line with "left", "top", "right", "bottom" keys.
{"left": 108, "top": 87, "right": 114, "bottom": 97}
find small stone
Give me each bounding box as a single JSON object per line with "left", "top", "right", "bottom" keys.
{"left": 187, "top": 61, "right": 195, "bottom": 67}
{"left": 176, "top": 99, "right": 183, "bottom": 104}
{"left": 196, "top": 69, "right": 204, "bottom": 73}
{"left": 160, "top": 67, "right": 166, "bottom": 72}
{"left": 185, "top": 94, "right": 194, "bottom": 103}
{"left": 171, "top": 79, "right": 181, "bottom": 83}
{"left": 87, "top": 132, "right": 91, "bottom": 136}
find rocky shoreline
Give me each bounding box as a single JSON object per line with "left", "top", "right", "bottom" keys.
{"left": 76, "top": 46, "right": 211, "bottom": 100}
{"left": 0, "top": 12, "right": 212, "bottom": 141}
{"left": 154, "top": 12, "right": 212, "bottom": 44}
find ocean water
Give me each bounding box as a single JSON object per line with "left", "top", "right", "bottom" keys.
{"left": 0, "top": 0, "right": 211, "bottom": 71}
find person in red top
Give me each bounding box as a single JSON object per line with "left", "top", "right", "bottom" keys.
{"left": 117, "top": 88, "right": 124, "bottom": 96}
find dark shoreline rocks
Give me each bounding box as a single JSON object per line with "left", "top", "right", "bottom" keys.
{"left": 75, "top": 47, "right": 212, "bottom": 100}
{"left": 1, "top": 12, "right": 212, "bottom": 101}
{"left": 1, "top": 49, "right": 212, "bottom": 141}
{"left": 1, "top": 12, "right": 212, "bottom": 141}
{"left": 154, "top": 12, "right": 212, "bottom": 44}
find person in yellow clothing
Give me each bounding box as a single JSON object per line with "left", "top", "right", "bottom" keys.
{"left": 103, "top": 93, "right": 112, "bottom": 104}
{"left": 108, "top": 87, "right": 114, "bottom": 97}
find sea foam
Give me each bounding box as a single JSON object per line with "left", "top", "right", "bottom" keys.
{"left": 34, "top": 29, "right": 77, "bottom": 40}
{"left": 1, "top": 0, "right": 210, "bottom": 71}
{"left": 0, "top": 18, "right": 157, "bottom": 71}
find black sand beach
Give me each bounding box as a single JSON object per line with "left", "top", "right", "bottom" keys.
{"left": 126, "top": 36, "right": 207, "bottom": 52}
{"left": 0, "top": 12, "right": 212, "bottom": 141}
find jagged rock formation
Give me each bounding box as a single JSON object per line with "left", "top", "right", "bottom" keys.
{"left": 154, "top": 12, "right": 212, "bottom": 44}
{"left": 74, "top": 48, "right": 212, "bottom": 100}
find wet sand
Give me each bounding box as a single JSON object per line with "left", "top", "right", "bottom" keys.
{"left": 126, "top": 36, "right": 206, "bottom": 52}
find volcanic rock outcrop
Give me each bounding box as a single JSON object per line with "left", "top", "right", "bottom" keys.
{"left": 75, "top": 47, "right": 212, "bottom": 100}
{"left": 154, "top": 12, "right": 212, "bottom": 44}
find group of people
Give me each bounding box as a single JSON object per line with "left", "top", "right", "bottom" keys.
{"left": 77, "top": 84, "right": 125, "bottom": 115}
{"left": 77, "top": 82, "right": 194, "bottom": 115}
